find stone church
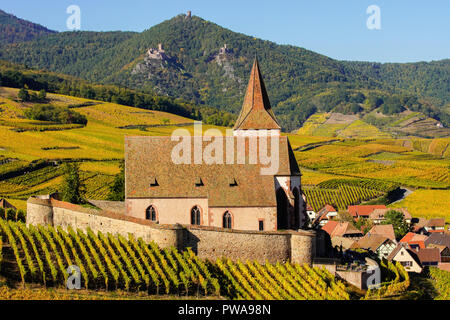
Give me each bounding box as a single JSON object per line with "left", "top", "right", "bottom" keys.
{"left": 125, "top": 59, "right": 307, "bottom": 231}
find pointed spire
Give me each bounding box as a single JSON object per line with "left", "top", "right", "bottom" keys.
{"left": 233, "top": 58, "right": 280, "bottom": 130}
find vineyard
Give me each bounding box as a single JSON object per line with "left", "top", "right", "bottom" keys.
{"left": 0, "top": 161, "right": 116, "bottom": 201}
{"left": 429, "top": 267, "right": 450, "bottom": 300}
{"left": 363, "top": 260, "right": 410, "bottom": 299}
{"left": 304, "top": 185, "right": 383, "bottom": 212}
{"left": 0, "top": 221, "right": 351, "bottom": 300}
{"left": 216, "top": 259, "right": 349, "bottom": 300}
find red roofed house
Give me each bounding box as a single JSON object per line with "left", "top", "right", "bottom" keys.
{"left": 424, "top": 219, "right": 446, "bottom": 234}
{"left": 125, "top": 59, "right": 308, "bottom": 232}
{"left": 321, "top": 221, "right": 363, "bottom": 238}
{"left": 348, "top": 205, "right": 386, "bottom": 219}
{"left": 314, "top": 205, "right": 338, "bottom": 226}
{"left": 400, "top": 232, "right": 428, "bottom": 250}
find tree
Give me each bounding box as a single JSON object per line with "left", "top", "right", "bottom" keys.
{"left": 381, "top": 210, "right": 409, "bottom": 240}
{"left": 108, "top": 162, "right": 125, "bottom": 201}
{"left": 60, "top": 162, "right": 84, "bottom": 204}
{"left": 354, "top": 217, "right": 373, "bottom": 235}
{"left": 37, "top": 89, "right": 47, "bottom": 100}
{"left": 18, "top": 88, "right": 30, "bottom": 101}
{"left": 6, "top": 208, "right": 16, "bottom": 221}
{"left": 16, "top": 209, "right": 26, "bottom": 222}
{"left": 337, "top": 211, "right": 354, "bottom": 222}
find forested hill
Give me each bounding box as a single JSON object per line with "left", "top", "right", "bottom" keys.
{"left": 0, "top": 9, "right": 56, "bottom": 44}
{"left": 0, "top": 12, "right": 448, "bottom": 131}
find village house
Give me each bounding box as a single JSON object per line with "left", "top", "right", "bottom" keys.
{"left": 306, "top": 204, "right": 316, "bottom": 222}
{"left": 416, "top": 248, "right": 441, "bottom": 267}
{"left": 425, "top": 233, "right": 450, "bottom": 262}
{"left": 347, "top": 205, "right": 386, "bottom": 219}
{"left": 412, "top": 218, "right": 429, "bottom": 234}
{"left": 387, "top": 244, "right": 423, "bottom": 273}
{"left": 352, "top": 233, "right": 397, "bottom": 260}
{"left": 125, "top": 59, "right": 307, "bottom": 232}
{"left": 400, "top": 232, "right": 428, "bottom": 250}
{"left": 369, "top": 207, "right": 412, "bottom": 225}
{"left": 313, "top": 204, "right": 338, "bottom": 226}
{"left": 321, "top": 221, "right": 363, "bottom": 239}
{"left": 423, "top": 218, "right": 446, "bottom": 234}
{"left": 367, "top": 224, "right": 396, "bottom": 242}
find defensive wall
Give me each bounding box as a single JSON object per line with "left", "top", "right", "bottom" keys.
{"left": 27, "top": 197, "right": 323, "bottom": 264}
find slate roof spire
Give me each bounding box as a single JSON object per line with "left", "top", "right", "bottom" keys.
{"left": 233, "top": 58, "right": 281, "bottom": 130}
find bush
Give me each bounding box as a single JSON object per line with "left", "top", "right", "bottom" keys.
{"left": 60, "top": 162, "right": 85, "bottom": 204}
{"left": 37, "top": 89, "right": 47, "bottom": 100}
{"left": 18, "top": 88, "right": 30, "bottom": 101}
{"left": 6, "top": 208, "right": 16, "bottom": 221}
{"left": 16, "top": 209, "right": 26, "bottom": 223}
{"left": 24, "top": 105, "right": 87, "bottom": 125}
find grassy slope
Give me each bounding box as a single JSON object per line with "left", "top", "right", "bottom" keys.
{"left": 0, "top": 88, "right": 225, "bottom": 200}
{"left": 1, "top": 87, "right": 448, "bottom": 220}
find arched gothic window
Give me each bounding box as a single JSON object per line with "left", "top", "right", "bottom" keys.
{"left": 223, "top": 211, "right": 232, "bottom": 229}
{"left": 146, "top": 205, "right": 157, "bottom": 221}
{"left": 191, "top": 206, "right": 201, "bottom": 225}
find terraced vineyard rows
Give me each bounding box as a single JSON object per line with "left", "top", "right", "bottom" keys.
{"left": 304, "top": 185, "right": 383, "bottom": 212}
{"left": 0, "top": 161, "right": 114, "bottom": 200}
{"left": 216, "top": 259, "right": 350, "bottom": 300}
{"left": 0, "top": 221, "right": 350, "bottom": 300}
{"left": 429, "top": 267, "right": 450, "bottom": 300}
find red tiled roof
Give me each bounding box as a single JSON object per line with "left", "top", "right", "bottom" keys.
{"left": 348, "top": 205, "right": 386, "bottom": 218}
{"left": 318, "top": 204, "right": 337, "bottom": 215}
{"left": 321, "top": 220, "right": 338, "bottom": 236}
{"left": 233, "top": 58, "right": 281, "bottom": 130}
{"left": 400, "top": 232, "right": 427, "bottom": 249}
{"left": 321, "top": 221, "right": 362, "bottom": 237}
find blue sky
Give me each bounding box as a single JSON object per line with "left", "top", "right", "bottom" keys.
{"left": 2, "top": 0, "right": 449, "bottom": 63}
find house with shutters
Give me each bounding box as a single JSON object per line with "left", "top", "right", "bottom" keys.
{"left": 124, "top": 59, "right": 307, "bottom": 232}
{"left": 388, "top": 244, "right": 423, "bottom": 273}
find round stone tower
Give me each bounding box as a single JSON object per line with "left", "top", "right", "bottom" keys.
{"left": 26, "top": 197, "right": 54, "bottom": 226}
{"left": 290, "top": 230, "right": 316, "bottom": 265}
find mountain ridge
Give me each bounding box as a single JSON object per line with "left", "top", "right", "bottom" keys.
{"left": 0, "top": 12, "right": 448, "bottom": 132}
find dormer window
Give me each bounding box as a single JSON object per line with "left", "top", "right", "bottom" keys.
{"left": 195, "top": 177, "right": 204, "bottom": 187}
{"left": 150, "top": 177, "right": 159, "bottom": 187}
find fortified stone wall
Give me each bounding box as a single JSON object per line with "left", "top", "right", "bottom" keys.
{"left": 27, "top": 197, "right": 317, "bottom": 264}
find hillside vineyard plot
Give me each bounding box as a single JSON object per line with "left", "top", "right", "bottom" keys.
{"left": 0, "top": 221, "right": 350, "bottom": 300}
{"left": 304, "top": 184, "right": 386, "bottom": 212}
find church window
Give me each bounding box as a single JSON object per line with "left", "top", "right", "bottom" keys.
{"left": 223, "top": 211, "right": 232, "bottom": 229}
{"left": 191, "top": 206, "right": 201, "bottom": 225}
{"left": 145, "top": 205, "right": 157, "bottom": 221}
